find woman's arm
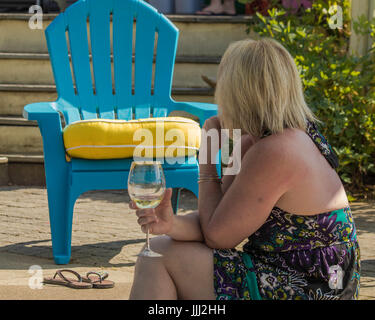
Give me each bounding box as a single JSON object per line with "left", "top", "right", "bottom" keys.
{"left": 166, "top": 135, "right": 258, "bottom": 243}
{"left": 198, "top": 162, "right": 224, "bottom": 246}
{"left": 198, "top": 117, "right": 261, "bottom": 247}
{"left": 199, "top": 135, "right": 300, "bottom": 249}
{"left": 221, "top": 134, "right": 259, "bottom": 194}
{"left": 166, "top": 211, "right": 204, "bottom": 242}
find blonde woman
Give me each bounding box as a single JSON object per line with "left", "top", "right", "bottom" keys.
{"left": 129, "top": 38, "right": 360, "bottom": 300}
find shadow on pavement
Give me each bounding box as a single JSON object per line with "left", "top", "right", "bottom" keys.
{"left": 0, "top": 238, "right": 145, "bottom": 269}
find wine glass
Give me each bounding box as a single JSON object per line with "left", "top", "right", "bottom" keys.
{"left": 128, "top": 161, "right": 166, "bottom": 257}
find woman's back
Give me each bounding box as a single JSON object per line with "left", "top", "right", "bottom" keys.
{"left": 268, "top": 125, "right": 349, "bottom": 216}
{"left": 214, "top": 124, "right": 361, "bottom": 300}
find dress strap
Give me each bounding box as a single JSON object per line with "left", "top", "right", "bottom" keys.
{"left": 306, "top": 121, "right": 339, "bottom": 169}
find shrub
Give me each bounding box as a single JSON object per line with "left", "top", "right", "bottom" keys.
{"left": 247, "top": 0, "right": 375, "bottom": 197}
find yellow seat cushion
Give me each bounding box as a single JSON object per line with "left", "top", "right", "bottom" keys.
{"left": 63, "top": 117, "right": 201, "bottom": 160}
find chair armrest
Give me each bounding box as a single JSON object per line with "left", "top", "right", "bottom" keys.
{"left": 23, "top": 101, "right": 67, "bottom": 166}
{"left": 23, "top": 101, "right": 61, "bottom": 122}
{"left": 170, "top": 101, "right": 218, "bottom": 127}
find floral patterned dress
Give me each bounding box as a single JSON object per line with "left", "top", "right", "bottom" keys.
{"left": 213, "top": 122, "right": 361, "bottom": 300}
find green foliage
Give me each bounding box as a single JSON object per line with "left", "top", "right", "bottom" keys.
{"left": 247, "top": 0, "right": 375, "bottom": 193}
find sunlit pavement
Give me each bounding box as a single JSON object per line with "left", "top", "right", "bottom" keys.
{"left": 0, "top": 187, "right": 374, "bottom": 300}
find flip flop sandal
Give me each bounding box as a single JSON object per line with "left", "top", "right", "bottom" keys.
{"left": 81, "top": 271, "right": 115, "bottom": 289}
{"left": 43, "top": 269, "right": 93, "bottom": 289}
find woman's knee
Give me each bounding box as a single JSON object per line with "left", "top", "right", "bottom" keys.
{"left": 147, "top": 236, "right": 212, "bottom": 266}
{"left": 151, "top": 235, "right": 210, "bottom": 254}
{"left": 151, "top": 236, "right": 212, "bottom": 272}
{"left": 147, "top": 235, "right": 176, "bottom": 256}
{"left": 147, "top": 237, "right": 215, "bottom": 299}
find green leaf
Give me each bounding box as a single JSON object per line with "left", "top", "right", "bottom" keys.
{"left": 256, "top": 12, "right": 266, "bottom": 24}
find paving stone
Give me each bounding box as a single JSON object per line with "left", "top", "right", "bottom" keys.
{"left": 0, "top": 186, "right": 374, "bottom": 300}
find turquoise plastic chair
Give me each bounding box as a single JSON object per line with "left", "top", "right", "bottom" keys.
{"left": 23, "top": 0, "right": 217, "bottom": 265}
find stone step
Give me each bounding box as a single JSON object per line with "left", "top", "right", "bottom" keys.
{"left": 0, "top": 52, "right": 221, "bottom": 63}
{"left": 0, "top": 116, "right": 37, "bottom": 126}
{"left": 0, "top": 153, "right": 44, "bottom": 163}
{"left": 0, "top": 156, "right": 9, "bottom": 186}
{"left": 0, "top": 14, "right": 252, "bottom": 56}
{"left": 0, "top": 153, "right": 45, "bottom": 186}
{"left": 0, "top": 116, "right": 42, "bottom": 154}
{"left": 0, "top": 83, "right": 214, "bottom": 116}
{"left": 0, "top": 52, "right": 219, "bottom": 87}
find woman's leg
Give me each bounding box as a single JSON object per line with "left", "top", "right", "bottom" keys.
{"left": 130, "top": 236, "right": 215, "bottom": 300}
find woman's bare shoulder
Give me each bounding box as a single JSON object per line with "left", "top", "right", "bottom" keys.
{"left": 241, "top": 129, "right": 309, "bottom": 181}
{"left": 250, "top": 128, "right": 307, "bottom": 159}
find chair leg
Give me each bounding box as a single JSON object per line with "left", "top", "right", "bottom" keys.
{"left": 171, "top": 188, "right": 182, "bottom": 215}
{"left": 46, "top": 166, "right": 76, "bottom": 264}
{"left": 46, "top": 180, "right": 76, "bottom": 265}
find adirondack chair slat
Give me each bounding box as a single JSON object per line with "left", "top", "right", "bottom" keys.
{"left": 112, "top": 0, "right": 135, "bottom": 120}
{"left": 88, "top": 0, "right": 115, "bottom": 119}
{"left": 135, "top": 104, "right": 151, "bottom": 119}
{"left": 152, "top": 107, "right": 168, "bottom": 118}
{"left": 153, "top": 15, "right": 178, "bottom": 107}
{"left": 133, "top": 3, "right": 158, "bottom": 113}
{"left": 66, "top": 0, "right": 97, "bottom": 120}
{"left": 62, "top": 107, "right": 80, "bottom": 124}
{"left": 45, "top": 15, "right": 81, "bottom": 123}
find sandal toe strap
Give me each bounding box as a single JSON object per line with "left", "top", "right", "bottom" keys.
{"left": 86, "top": 271, "right": 108, "bottom": 283}
{"left": 54, "top": 269, "right": 82, "bottom": 283}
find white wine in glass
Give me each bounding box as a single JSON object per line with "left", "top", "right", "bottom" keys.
{"left": 128, "top": 161, "right": 166, "bottom": 257}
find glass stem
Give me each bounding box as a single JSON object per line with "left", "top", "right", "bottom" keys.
{"left": 145, "top": 208, "right": 154, "bottom": 251}
{"left": 146, "top": 227, "right": 150, "bottom": 251}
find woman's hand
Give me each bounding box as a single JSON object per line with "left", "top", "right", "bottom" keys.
{"left": 202, "top": 115, "right": 222, "bottom": 151}
{"left": 202, "top": 115, "right": 222, "bottom": 132}
{"left": 129, "top": 188, "right": 174, "bottom": 235}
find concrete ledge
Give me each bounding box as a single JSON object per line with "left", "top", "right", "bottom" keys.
{"left": 0, "top": 52, "right": 222, "bottom": 64}
{"left": 0, "top": 116, "right": 37, "bottom": 126}
{"left": 0, "top": 124, "right": 42, "bottom": 154}
{"left": 0, "top": 154, "right": 44, "bottom": 163}
{"left": 0, "top": 154, "right": 45, "bottom": 185}
{"left": 0, "top": 90, "right": 58, "bottom": 116}
{"left": 8, "top": 161, "right": 46, "bottom": 186}
{"left": 0, "top": 156, "right": 9, "bottom": 186}
{"left": 0, "top": 84, "right": 56, "bottom": 92}
{"left": 0, "top": 13, "right": 58, "bottom": 20}
{"left": 0, "top": 13, "right": 254, "bottom": 24}
{"left": 167, "top": 14, "right": 253, "bottom": 24}
{"left": 0, "top": 83, "right": 214, "bottom": 95}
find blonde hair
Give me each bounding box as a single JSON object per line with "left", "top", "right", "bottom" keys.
{"left": 215, "top": 38, "right": 317, "bottom": 137}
